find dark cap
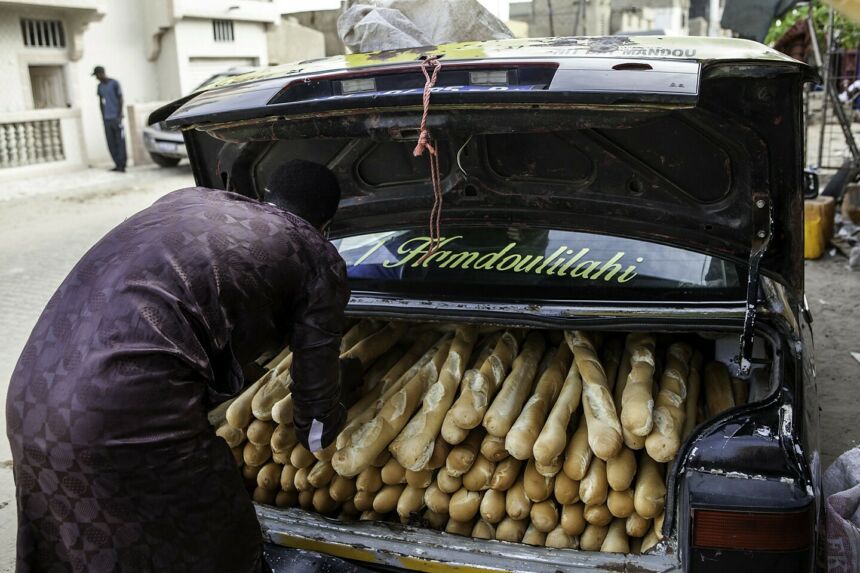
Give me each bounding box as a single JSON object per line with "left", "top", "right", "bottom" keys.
{"left": 92, "top": 66, "right": 105, "bottom": 76}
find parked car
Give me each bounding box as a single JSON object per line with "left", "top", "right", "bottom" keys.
{"left": 142, "top": 67, "right": 256, "bottom": 167}
{"left": 153, "top": 36, "right": 820, "bottom": 572}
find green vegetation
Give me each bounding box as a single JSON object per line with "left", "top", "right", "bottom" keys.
{"left": 766, "top": 4, "right": 860, "bottom": 49}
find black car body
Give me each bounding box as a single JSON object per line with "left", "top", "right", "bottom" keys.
{"left": 153, "top": 36, "right": 820, "bottom": 572}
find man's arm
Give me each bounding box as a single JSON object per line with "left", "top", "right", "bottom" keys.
{"left": 290, "top": 254, "right": 350, "bottom": 453}
{"left": 115, "top": 81, "right": 124, "bottom": 119}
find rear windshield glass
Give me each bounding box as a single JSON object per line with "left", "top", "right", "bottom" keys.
{"left": 332, "top": 227, "right": 745, "bottom": 302}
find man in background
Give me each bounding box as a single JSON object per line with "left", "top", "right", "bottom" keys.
{"left": 93, "top": 65, "right": 127, "bottom": 172}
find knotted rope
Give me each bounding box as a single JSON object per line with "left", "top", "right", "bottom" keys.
{"left": 413, "top": 56, "right": 443, "bottom": 264}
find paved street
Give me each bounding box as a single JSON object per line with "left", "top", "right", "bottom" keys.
{"left": 0, "top": 167, "right": 857, "bottom": 570}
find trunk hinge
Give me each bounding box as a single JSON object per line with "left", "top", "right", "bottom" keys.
{"left": 733, "top": 191, "right": 772, "bottom": 377}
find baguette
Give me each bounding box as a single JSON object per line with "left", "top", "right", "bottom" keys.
{"left": 523, "top": 458, "right": 554, "bottom": 502}
{"left": 449, "top": 488, "right": 482, "bottom": 522}
{"left": 613, "top": 345, "right": 633, "bottom": 412}
{"left": 620, "top": 333, "right": 657, "bottom": 437}
{"left": 378, "top": 332, "right": 440, "bottom": 394}
{"left": 545, "top": 525, "right": 578, "bottom": 548}
{"left": 622, "top": 426, "right": 646, "bottom": 450}
{"left": 579, "top": 457, "right": 608, "bottom": 506}
{"left": 472, "top": 519, "right": 497, "bottom": 540}
{"left": 446, "top": 427, "right": 485, "bottom": 477}
{"left": 530, "top": 500, "right": 559, "bottom": 533}
{"left": 330, "top": 475, "right": 357, "bottom": 503}
{"left": 339, "top": 498, "right": 360, "bottom": 519}
{"left": 406, "top": 469, "right": 433, "bottom": 489}
{"left": 535, "top": 457, "right": 562, "bottom": 478}
{"left": 280, "top": 464, "right": 298, "bottom": 492}
{"left": 641, "top": 527, "right": 659, "bottom": 553}
{"left": 247, "top": 419, "right": 275, "bottom": 447}
{"left": 480, "top": 434, "right": 510, "bottom": 462}
{"left": 427, "top": 436, "right": 450, "bottom": 470}
{"left": 505, "top": 475, "right": 532, "bottom": 520}
{"left": 600, "top": 518, "right": 630, "bottom": 554}
{"left": 359, "top": 510, "right": 383, "bottom": 521}
{"left": 293, "top": 467, "right": 311, "bottom": 492}
{"left": 396, "top": 484, "right": 426, "bottom": 518}
{"left": 290, "top": 444, "right": 315, "bottom": 469}
{"left": 372, "top": 450, "right": 391, "bottom": 468}
{"left": 506, "top": 344, "right": 572, "bottom": 460}
{"left": 561, "top": 502, "right": 586, "bottom": 535}
{"left": 565, "top": 331, "right": 623, "bottom": 460}
{"left": 562, "top": 416, "right": 592, "bottom": 481}
{"left": 251, "top": 364, "right": 292, "bottom": 421}
{"left": 356, "top": 466, "right": 383, "bottom": 493}
{"left": 338, "top": 336, "right": 448, "bottom": 450}
{"left": 483, "top": 333, "right": 546, "bottom": 437}
{"left": 655, "top": 511, "right": 665, "bottom": 540}
{"left": 381, "top": 457, "right": 407, "bottom": 485}
{"left": 390, "top": 326, "right": 478, "bottom": 470}
{"left": 256, "top": 462, "right": 282, "bottom": 491}
{"left": 362, "top": 345, "right": 406, "bottom": 393}
{"left": 333, "top": 341, "right": 451, "bottom": 477}
{"left": 342, "top": 322, "right": 408, "bottom": 369}
{"left": 275, "top": 490, "right": 298, "bottom": 508}
{"left": 243, "top": 442, "right": 272, "bottom": 467}
{"left": 271, "top": 393, "right": 293, "bottom": 426}
{"left": 606, "top": 446, "right": 637, "bottom": 491}
{"left": 579, "top": 524, "right": 610, "bottom": 551}
{"left": 242, "top": 464, "right": 261, "bottom": 485}
{"left": 373, "top": 484, "right": 406, "bottom": 513}
{"left": 462, "top": 455, "right": 495, "bottom": 491}
{"left": 423, "top": 509, "right": 448, "bottom": 530}
{"left": 601, "top": 337, "right": 624, "bottom": 397}
{"left": 340, "top": 319, "right": 381, "bottom": 354}
{"left": 480, "top": 489, "right": 507, "bottom": 524}
{"left": 270, "top": 423, "right": 297, "bottom": 454}
{"left": 584, "top": 503, "right": 613, "bottom": 526}
{"left": 353, "top": 490, "right": 375, "bottom": 512}
{"left": 496, "top": 517, "right": 528, "bottom": 542}
{"left": 633, "top": 453, "right": 666, "bottom": 519}
{"left": 522, "top": 524, "right": 547, "bottom": 546}
{"left": 704, "top": 362, "right": 735, "bottom": 417}
{"left": 313, "top": 443, "right": 335, "bottom": 463}
{"left": 489, "top": 457, "right": 523, "bottom": 491}
{"left": 298, "top": 490, "right": 314, "bottom": 510}
{"left": 445, "top": 518, "right": 474, "bottom": 536}
{"left": 645, "top": 342, "right": 693, "bottom": 463}
{"left": 424, "top": 482, "right": 451, "bottom": 514}
{"left": 307, "top": 460, "right": 336, "bottom": 488}
{"left": 607, "top": 488, "right": 635, "bottom": 518}
{"left": 230, "top": 446, "right": 244, "bottom": 467}
{"left": 682, "top": 350, "right": 704, "bottom": 439}
{"left": 626, "top": 512, "right": 651, "bottom": 537}
{"left": 312, "top": 487, "right": 338, "bottom": 514}
{"left": 554, "top": 471, "right": 580, "bottom": 505}
{"left": 447, "top": 331, "right": 519, "bottom": 431}
{"left": 532, "top": 356, "right": 582, "bottom": 467}
{"left": 226, "top": 376, "right": 268, "bottom": 429}
{"left": 252, "top": 486, "right": 276, "bottom": 505}
{"left": 216, "top": 424, "right": 245, "bottom": 448}
{"left": 437, "top": 470, "right": 463, "bottom": 494}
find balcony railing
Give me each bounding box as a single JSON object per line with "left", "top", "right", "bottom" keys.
{"left": 0, "top": 119, "right": 65, "bottom": 168}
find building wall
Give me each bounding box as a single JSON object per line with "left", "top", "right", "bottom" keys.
{"left": 512, "top": 0, "right": 612, "bottom": 38}
{"left": 267, "top": 17, "right": 326, "bottom": 66}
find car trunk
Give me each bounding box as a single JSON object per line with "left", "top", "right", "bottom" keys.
{"left": 170, "top": 42, "right": 808, "bottom": 570}
{"left": 242, "top": 317, "right": 776, "bottom": 572}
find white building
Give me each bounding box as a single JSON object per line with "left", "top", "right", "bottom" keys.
{"left": 0, "top": 0, "right": 325, "bottom": 180}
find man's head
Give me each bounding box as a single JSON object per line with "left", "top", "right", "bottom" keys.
{"left": 263, "top": 160, "right": 342, "bottom": 232}
{"left": 92, "top": 66, "right": 106, "bottom": 82}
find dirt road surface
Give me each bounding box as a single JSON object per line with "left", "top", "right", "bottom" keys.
{"left": 0, "top": 165, "right": 856, "bottom": 569}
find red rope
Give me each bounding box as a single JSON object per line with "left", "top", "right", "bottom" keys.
{"left": 413, "top": 56, "right": 443, "bottom": 264}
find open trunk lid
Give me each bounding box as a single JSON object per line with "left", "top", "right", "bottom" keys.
{"left": 158, "top": 36, "right": 810, "bottom": 370}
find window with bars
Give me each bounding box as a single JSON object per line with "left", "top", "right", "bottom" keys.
{"left": 21, "top": 19, "right": 66, "bottom": 48}
{"left": 213, "top": 19, "right": 235, "bottom": 42}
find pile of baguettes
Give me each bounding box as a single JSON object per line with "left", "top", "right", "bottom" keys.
{"left": 210, "top": 321, "right": 748, "bottom": 554}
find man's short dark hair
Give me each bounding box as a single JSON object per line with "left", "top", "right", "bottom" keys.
{"left": 263, "top": 160, "right": 341, "bottom": 228}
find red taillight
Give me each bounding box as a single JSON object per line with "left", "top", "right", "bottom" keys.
{"left": 692, "top": 508, "right": 812, "bottom": 552}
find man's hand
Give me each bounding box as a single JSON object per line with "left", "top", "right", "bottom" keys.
{"left": 294, "top": 403, "right": 346, "bottom": 455}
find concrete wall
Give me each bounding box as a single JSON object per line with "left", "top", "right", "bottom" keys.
{"left": 291, "top": 9, "right": 344, "bottom": 56}
{"left": 267, "top": 17, "right": 326, "bottom": 66}
{"left": 512, "top": 0, "right": 612, "bottom": 37}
